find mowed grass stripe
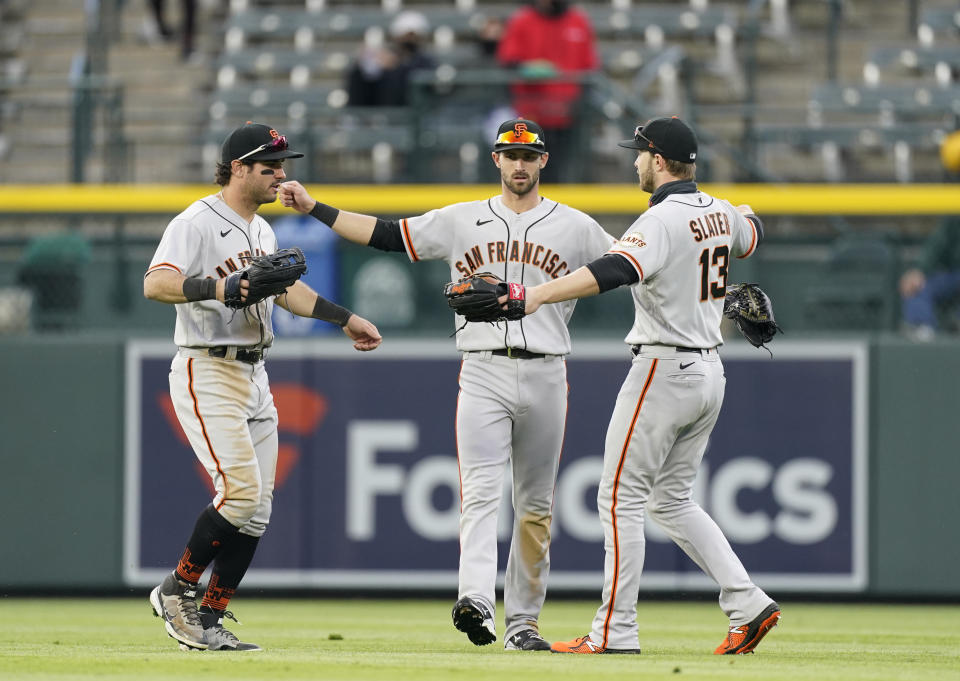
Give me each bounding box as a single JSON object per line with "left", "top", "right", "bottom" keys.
{"left": 0, "top": 600, "right": 957, "bottom": 681}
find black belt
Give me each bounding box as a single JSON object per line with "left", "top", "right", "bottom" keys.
{"left": 631, "top": 344, "right": 703, "bottom": 356}
{"left": 491, "top": 348, "right": 547, "bottom": 360}
{"left": 208, "top": 346, "right": 263, "bottom": 364}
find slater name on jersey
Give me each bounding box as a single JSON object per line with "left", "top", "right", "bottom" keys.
{"left": 689, "top": 211, "right": 732, "bottom": 242}
{"left": 454, "top": 239, "right": 571, "bottom": 279}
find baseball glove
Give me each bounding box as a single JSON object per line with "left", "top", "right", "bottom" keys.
{"left": 223, "top": 247, "right": 307, "bottom": 309}
{"left": 443, "top": 272, "right": 525, "bottom": 323}
{"left": 723, "top": 283, "right": 782, "bottom": 351}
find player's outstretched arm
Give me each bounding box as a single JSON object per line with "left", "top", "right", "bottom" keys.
{"left": 518, "top": 266, "right": 601, "bottom": 316}
{"left": 278, "top": 181, "right": 377, "bottom": 246}
{"left": 278, "top": 280, "right": 382, "bottom": 351}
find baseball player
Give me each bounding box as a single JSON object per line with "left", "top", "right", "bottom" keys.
{"left": 509, "top": 117, "right": 780, "bottom": 655}
{"left": 144, "top": 122, "right": 382, "bottom": 652}
{"left": 278, "top": 118, "right": 615, "bottom": 651}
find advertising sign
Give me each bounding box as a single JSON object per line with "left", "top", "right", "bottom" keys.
{"left": 125, "top": 339, "right": 867, "bottom": 591}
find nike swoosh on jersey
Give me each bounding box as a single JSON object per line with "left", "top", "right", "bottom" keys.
{"left": 476, "top": 219, "right": 493, "bottom": 226}
{"left": 679, "top": 361, "right": 695, "bottom": 370}
{"left": 220, "top": 229, "right": 232, "bottom": 237}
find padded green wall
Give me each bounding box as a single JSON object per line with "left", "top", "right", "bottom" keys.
{"left": 1, "top": 335, "right": 958, "bottom": 595}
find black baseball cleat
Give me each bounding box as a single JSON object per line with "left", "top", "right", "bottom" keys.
{"left": 505, "top": 628, "right": 551, "bottom": 651}
{"left": 452, "top": 596, "right": 497, "bottom": 646}
{"left": 714, "top": 601, "right": 781, "bottom": 654}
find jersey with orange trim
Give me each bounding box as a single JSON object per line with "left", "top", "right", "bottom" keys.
{"left": 146, "top": 193, "right": 278, "bottom": 348}
{"left": 609, "top": 191, "right": 757, "bottom": 349}
{"left": 401, "top": 195, "right": 614, "bottom": 354}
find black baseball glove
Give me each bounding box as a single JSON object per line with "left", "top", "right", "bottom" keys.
{"left": 443, "top": 272, "right": 525, "bottom": 323}
{"left": 224, "top": 247, "right": 308, "bottom": 309}
{"left": 723, "top": 283, "right": 783, "bottom": 351}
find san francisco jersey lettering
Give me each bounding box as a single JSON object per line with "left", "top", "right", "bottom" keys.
{"left": 401, "top": 195, "right": 614, "bottom": 355}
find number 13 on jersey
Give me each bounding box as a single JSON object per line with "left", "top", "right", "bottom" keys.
{"left": 699, "top": 245, "right": 729, "bottom": 301}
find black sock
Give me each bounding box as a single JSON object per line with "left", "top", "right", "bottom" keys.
{"left": 200, "top": 532, "right": 261, "bottom": 612}
{"left": 174, "top": 505, "right": 241, "bottom": 583}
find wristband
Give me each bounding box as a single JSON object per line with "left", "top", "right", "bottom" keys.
{"left": 310, "top": 201, "right": 340, "bottom": 227}
{"left": 312, "top": 296, "right": 352, "bottom": 326}
{"left": 182, "top": 277, "right": 217, "bottom": 302}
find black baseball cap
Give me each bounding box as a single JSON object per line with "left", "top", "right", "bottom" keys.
{"left": 618, "top": 116, "right": 697, "bottom": 163}
{"left": 493, "top": 118, "right": 547, "bottom": 153}
{"left": 220, "top": 121, "right": 304, "bottom": 164}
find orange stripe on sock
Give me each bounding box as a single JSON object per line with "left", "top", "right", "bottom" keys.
{"left": 601, "top": 359, "right": 657, "bottom": 648}
{"left": 201, "top": 574, "right": 236, "bottom": 610}
{"left": 176, "top": 547, "right": 205, "bottom": 583}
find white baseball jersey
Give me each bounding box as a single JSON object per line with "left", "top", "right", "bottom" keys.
{"left": 608, "top": 191, "right": 759, "bottom": 348}
{"left": 584, "top": 187, "right": 773, "bottom": 652}
{"left": 146, "top": 193, "right": 279, "bottom": 348}
{"left": 400, "top": 195, "right": 615, "bottom": 354}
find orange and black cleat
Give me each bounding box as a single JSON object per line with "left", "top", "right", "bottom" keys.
{"left": 550, "top": 634, "right": 641, "bottom": 655}
{"left": 714, "top": 602, "right": 781, "bottom": 655}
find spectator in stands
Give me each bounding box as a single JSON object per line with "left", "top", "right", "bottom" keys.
{"left": 899, "top": 216, "right": 960, "bottom": 341}
{"left": 142, "top": 0, "right": 198, "bottom": 62}
{"left": 474, "top": 15, "right": 506, "bottom": 64}
{"left": 496, "top": 0, "right": 599, "bottom": 182}
{"left": 345, "top": 10, "right": 436, "bottom": 107}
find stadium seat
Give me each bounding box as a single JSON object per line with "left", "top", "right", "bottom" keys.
{"left": 749, "top": 122, "right": 949, "bottom": 182}
{"left": 863, "top": 45, "right": 960, "bottom": 86}
{"left": 808, "top": 82, "right": 960, "bottom": 124}
{"left": 917, "top": 6, "right": 960, "bottom": 46}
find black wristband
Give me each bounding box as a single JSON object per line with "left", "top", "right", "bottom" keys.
{"left": 182, "top": 277, "right": 217, "bottom": 302}
{"left": 310, "top": 201, "right": 340, "bottom": 227}
{"left": 312, "top": 296, "right": 352, "bottom": 326}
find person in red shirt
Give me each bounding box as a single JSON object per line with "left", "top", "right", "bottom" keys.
{"left": 497, "top": 0, "right": 599, "bottom": 181}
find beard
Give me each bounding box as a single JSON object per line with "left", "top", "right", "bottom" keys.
{"left": 638, "top": 157, "right": 655, "bottom": 193}
{"left": 640, "top": 171, "right": 655, "bottom": 193}
{"left": 503, "top": 170, "right": 539, "bottom": 196}
{"left": 254, "top": 183, "right": 280, "bottom": 205}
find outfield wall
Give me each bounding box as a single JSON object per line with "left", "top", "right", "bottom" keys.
{"left": 1, "top": 335, "right": 957, "bottom": 597}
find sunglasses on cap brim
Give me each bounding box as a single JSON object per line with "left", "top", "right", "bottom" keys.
{"left": 496, "top": 130, "right": 544, "bottom": 146}
{"left": 236, "top": 135, "right": 288, "bottom": 162}
{"left": 633, "top": 126, "right": 666, "bottom": 155}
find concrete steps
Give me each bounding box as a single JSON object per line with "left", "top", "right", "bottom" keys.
{"left": 0, "top": 0, "right": 213, "bottom": 184}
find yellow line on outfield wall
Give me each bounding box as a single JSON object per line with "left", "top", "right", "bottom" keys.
{"left": 0, "top": 184, "right": 958, "bottom": 215}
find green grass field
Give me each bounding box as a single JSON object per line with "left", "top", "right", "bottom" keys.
{"left": 1, "top": 599, "right": 957, "bottom": 681}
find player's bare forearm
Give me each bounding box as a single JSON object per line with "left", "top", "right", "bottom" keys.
{"left": 144, "top": 269, "right": 228, "bottom": 304}
{"left": 275, "top": 279, "right": 319, "bottom": 317}
{"left": 278, "top": 181, "right": 377, "bottom": 245}
{"left": 526, "top": 266, "right": 600, "bottom": 314}
{"left": 278, "top": 280, "right": 382, "bottom": 351}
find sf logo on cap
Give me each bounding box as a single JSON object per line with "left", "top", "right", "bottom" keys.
{"left": 269, "top": 128, "right": 280, "bottom": 139}
{"left": 513, "top": 122, "right": 527, "bottom": 138}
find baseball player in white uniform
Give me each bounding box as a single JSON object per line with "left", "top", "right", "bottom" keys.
{"left": 509, "top": 117, "right": 780, "bottom": 655}
{"left": 278, "top": 118, "right": 615, "bottom": 651}
{"left": 144, "top": 122, "right": 382, "bottom": 652}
